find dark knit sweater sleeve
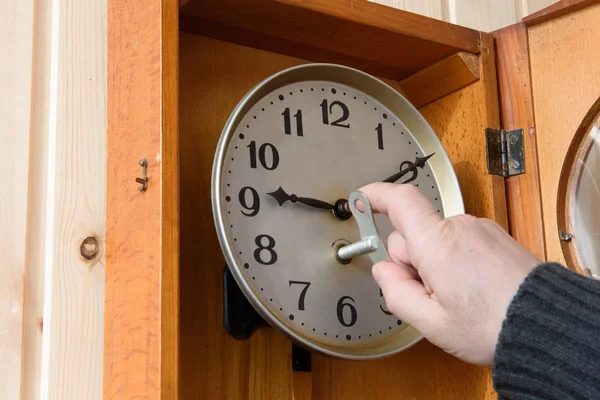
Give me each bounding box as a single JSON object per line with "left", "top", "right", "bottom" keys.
{"left": 493, "top": 263, "right": 600, "bottom": 400}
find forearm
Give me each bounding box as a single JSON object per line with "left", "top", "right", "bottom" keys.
{"left": 493, "top": 263, "right": 600, "bottom": 400}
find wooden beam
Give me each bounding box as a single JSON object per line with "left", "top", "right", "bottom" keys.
{"left": 493, "top": 24, "right": 546, "bottom": 261}
{"left": 0, "top": 1, "right": 34, "bottom": 398}
{"left": 481, "top": 32, "right": 509, "bottom": 234}
{"left": 105, "top": 0, "right": 179, "bottom": 398}
{"left": 523, "top": 0, "right": 600, "bottom": 26}
{"left": 494, "top": 24, "right": 546, "bottom": 260}
{"left": 179, "top": 0, "right": 482, "bottom": 80}
{"left": 399, "top": 52, "right": 480, "bottom": 109}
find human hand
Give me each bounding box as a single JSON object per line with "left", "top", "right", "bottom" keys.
{"left": 360, "top": 183, "right": 540, "bottom": 366}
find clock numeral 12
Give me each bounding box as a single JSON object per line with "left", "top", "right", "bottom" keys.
{"left": 337, "top": 296, "right": 357, "bottom": 327}
{"left": 289, "top": 281, "right": 311, "bottom": 311}
{"left": 282, "top": 108, "right": 303, "bottom": 136}
{"left": 375, "top": 123, "right": 384, "bottom": 150}
{"left": 320, "top": 100, "right": 350, "bottom": 128}
{"left": 248, "top": 141, "right": 279, "bottom": 170}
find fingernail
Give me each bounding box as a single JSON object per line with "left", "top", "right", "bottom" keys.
{"left": 372, "top": 264, "right": 382, "bottom": 286}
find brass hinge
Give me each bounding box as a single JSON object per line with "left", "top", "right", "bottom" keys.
{"left": 485, "top": 128, "right": 525, "bottom": 178}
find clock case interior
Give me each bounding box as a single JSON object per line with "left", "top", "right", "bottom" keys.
{"left": 106, "top": 0, "right": 600, "bottom": 399}
{"left": 177, "top": 1, "right": 510, "bottom": 398}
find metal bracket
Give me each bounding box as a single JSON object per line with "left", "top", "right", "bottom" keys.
{"left": 485, "top": 128, "right": 525, "bottom": 178}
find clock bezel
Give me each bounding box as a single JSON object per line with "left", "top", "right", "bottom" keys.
{"left": 211, "top": 63, "right": 465, "bottom": 359}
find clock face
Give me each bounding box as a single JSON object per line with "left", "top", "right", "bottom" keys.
{"left": 212, "top": 64, "right": 463, "bottom": 359}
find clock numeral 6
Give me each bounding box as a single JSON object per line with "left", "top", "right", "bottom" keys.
{"left": 254, "top": 234, "right": 278, "bottom": 265}
{"left": 320, "top": 100, "right": 350, "bottom": 128}
{"left": 380, "top": 289, "right": 393, "bottom": 316}
{"left": 282, "top": 108, "right": 304, "bottom": 137}
{"left": 289, "top": 281, "right": 311, "bottom": 311}
{"left": 248, "top": 141, "right": 279, "bottom": 170}
{"left": 239, "top": 186, "right": 260, "bottom": 217}
{"left": 337, "top": 296, "right": 357, "bottom": 327}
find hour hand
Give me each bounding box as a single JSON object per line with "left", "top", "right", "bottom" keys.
{"left": 267, "top": 187, "right": 335, "bottom": 210}
{"left": 383, "top": 153, "right": 435, "bottom": 184}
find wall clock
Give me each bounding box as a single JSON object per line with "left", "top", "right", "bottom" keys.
{"left": 211, "top": 63, "right": 464, "bottom": 359}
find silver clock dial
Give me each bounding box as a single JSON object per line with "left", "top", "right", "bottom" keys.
{"left": 212, "top": 64, "right": 464, "bottom": 359}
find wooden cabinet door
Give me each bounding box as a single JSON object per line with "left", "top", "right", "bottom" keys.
{"left": 105, "top": 0, "right": 179, "bottom": 398}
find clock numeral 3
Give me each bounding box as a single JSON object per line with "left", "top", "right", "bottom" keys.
{"left": 337, "top": 296, "right": 357, "bottom": 327}
{"left": 254, "top": 234, "right": 278, "bottom": 265}
{"left": 375, "top": 123, "right": 384, "bottom": 150}
{"left": 248, "top": 141, "right": 279, "bottom": 170}
{"left": 239, "top": 186, "right": 260, "bottom": 217}
{"left": 289, "top": 281, "right": 311, "bottom": 311}
{"left": 320, "top": 100, "right": 350, "bottom": 128}
{"left": 380, "top": 289, "right": 393, "bottom": 316}
{"left": 282, "top": 108, "right": 304, "bottom": 137}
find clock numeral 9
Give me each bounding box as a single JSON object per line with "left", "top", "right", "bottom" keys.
{"left": 254, "top": 234, "right": 278, "bottom": 265}
{"left": 375, "top": 123, "right": 384, "bottom": 150}
{"left": 380, "top": 289, "right": 393, "bottom": 316}
{"left": 239, "top": 186, "right": 260, "bottom": 217}
{"left": 282, "top": 108, "right": 304, "bottom": 137}
{"left": 289, "top": 281, "right": 311, "bottom": 311}
{"left": 248, "top": 141, "right": 279, "bottom": 170}
{"left": 337, "top": 296, "right": 357, "bottom": 327}
{"left": 320, "top": 100, "right": 350, "bottom": 128}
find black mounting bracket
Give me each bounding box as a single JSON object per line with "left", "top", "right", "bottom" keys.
{"left": 222, "top": 266, "right": 312, "bottom": 372}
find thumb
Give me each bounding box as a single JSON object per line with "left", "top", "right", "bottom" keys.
{"left": 373, "top": 261, "right": 442, "bottom": 327}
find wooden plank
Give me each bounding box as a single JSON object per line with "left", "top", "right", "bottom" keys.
{"left": 480, "top": 32, "right": 509, "bottom": 232}
{"left": 22, "top": 1, "right": 53, "bottom": 397}
{"left": 179, "top": 0, "right": 482, "bottom": 80}
{"left": 0, "top": 1, "right": 35, "bottom": 398}
{"left": 38, "top": 0, "right": 107, "bottom": 398}
{"left": 369, "top": 0, "right": 446, "bottom": 20}
{"left": 179, "top": 34, "right": 297, "bottom": 400}
{"left": 399, "top": 52, "right": 480, "bottom": 109}
{"left": 448, "top": 0, "right": 520, "bottom": 32}
{"left": 493, "top": 23, "right": 546, "bottom": 260}
{"left": 523, "top": 0, "right": 600, "bottom": 25}
{"left": 105, "top": 0, "right": 179, "bottom": 398}
{"left": 528, "top": 3, "right": 600, "bottom": 265}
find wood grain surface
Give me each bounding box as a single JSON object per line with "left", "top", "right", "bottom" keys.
{"left": 399, "top": 52, "right": 480, "bottom": 109}
{"left": 493, "top": 24, "right": 546, "bottom": 261}
{"left": 180, "top": 33, "right": 503, "bottom": 399}
{"left": 179, "top": 0, "right": 481, "bottom": 80}
{"left": 523, "top": 0, "right": 600, "bottom": 25}
{"left": 105, "top": 0, "right": 179, "bottom": 398}
{"left": 38, "top": 0, "right": 107, "bottom": 398}
{"left": 528, "top": 2, "right": 600, "bottom": 265}
{"left": 0, "top": 1, "right": 34, "bottom": 398}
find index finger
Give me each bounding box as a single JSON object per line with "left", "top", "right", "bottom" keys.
{"left": 358, "top": 182, "right": 442, "bottom": 238}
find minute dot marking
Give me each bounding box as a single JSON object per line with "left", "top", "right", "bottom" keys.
{"left": 278, "top": 95, "right": 284, "bottom": 101}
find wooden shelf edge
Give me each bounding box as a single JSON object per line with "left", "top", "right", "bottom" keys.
{"left": 492, "top": 24, "right": 546, "bottom": 261}
{"left": 179, "top": 0, "right": 482, "bottom": 80}
{"left": 523, "top": 0, "right": 600, "bottom": 27}
{"left": 399, "top": 52, "right": 480, "bottom": 109}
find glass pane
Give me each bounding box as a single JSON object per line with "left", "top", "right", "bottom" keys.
{"left": 570, "top": 114, "right": 600, "bottom": 277}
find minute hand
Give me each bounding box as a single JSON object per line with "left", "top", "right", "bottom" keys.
{"left": 383, "top": 153, "right": 435, "bottom": 183}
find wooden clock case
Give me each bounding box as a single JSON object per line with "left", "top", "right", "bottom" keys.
{"left": 105, "top": 0, "right": 600, "bottom": 398}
